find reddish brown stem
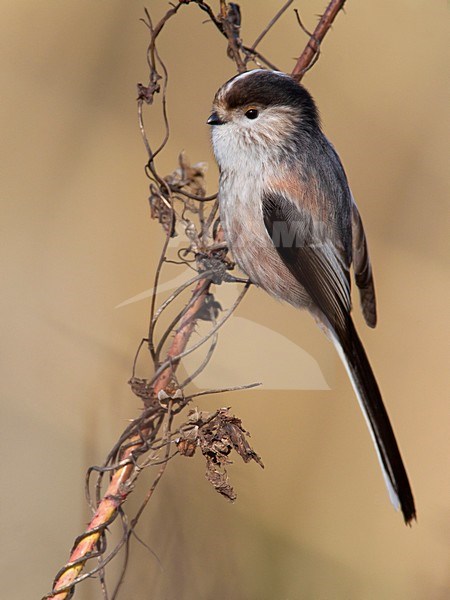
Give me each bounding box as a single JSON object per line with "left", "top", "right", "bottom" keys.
{"left": 45, "top": 279, "right": 211, "bottom": 599}
{"left": 291, "top": 0, "right": 346, "bottom": 81}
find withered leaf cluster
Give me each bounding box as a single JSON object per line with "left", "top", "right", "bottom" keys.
{"left": 149, "top": 153, "right": 209, "bottom": 238}
{"left": 177, "top": 408, "right": 263, "bottom": 501}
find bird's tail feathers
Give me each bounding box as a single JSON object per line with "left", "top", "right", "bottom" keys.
{"left": 330, "top": 319, "right": 416, "bottom": 525}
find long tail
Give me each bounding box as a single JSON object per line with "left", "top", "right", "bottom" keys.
{"left": 332, "top": 318, "right": 416, "bottom": 524}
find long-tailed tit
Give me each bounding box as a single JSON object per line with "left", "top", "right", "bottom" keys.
{"left": 207, "top": 69, "right": 415, "bottom": 524}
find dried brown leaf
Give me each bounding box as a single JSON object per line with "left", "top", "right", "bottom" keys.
{"left": 178, "top": 407, "right": 263, "bottom": 500}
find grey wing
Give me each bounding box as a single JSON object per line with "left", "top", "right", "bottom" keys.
{"left": 262, "top": 190, "right": 352, "bottom": 341}
{"left": 316, "top": 134, "right": 376, "bottom": 328}
{"left": 351, "top": 201, "right": 377, "bottom": 328}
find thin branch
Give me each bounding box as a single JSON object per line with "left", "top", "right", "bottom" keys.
{"left": 154, "top": 278, "right": 210, "bottom": 364}
{"left": 178, "top": 313, "right": 218, "bottom": 388}
{"left": 250, "top": 0, "right": 294, "bottom": 50}
{"left": 148, "top": 282, "right": 250, "bottom": 389}
{"left": 151, "top": 270, "right": 212, "bottom": 332}
{"left": 291, "top": 0, "right": 347, "bottom": 81}
{"left": 242, "top": 44, "right": 280, "bottom": 71}
{"left": 185, "top": 381, "right": 262, "bottom": 401}
{"left": 148, "top": 210, "right": 174, "bottom": 363}
{"left": 195, "top": 1, "right": 247, "bottom": 72}
{"left": 169, "top": 186, "right": 217, "bottom": 202}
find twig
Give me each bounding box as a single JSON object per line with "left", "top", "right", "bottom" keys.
{"left": 151, "top": 270, "right": 212, "bottom": 332}
{"left": 148, "top": 209, "right": 174, "bottom": 363}
{"left": 178, "top": 316, "right": 219, "bottom": 388}
{"left": 185, "top": 381, "right": 262, "bottom": 401}
{"left": 242, "top": 44, "right": 280, "bottom": 71}
{"left": 148, "top": 282, "right": 250, "bottom": 389}
{"left": 154, "top": 278, "right": 211, "bottom": 365}
{"left": 250, "top": 0, "right": 294, "bottom": 50}
{"left": 291, "top": 0, "right": 347, "bottom": 81}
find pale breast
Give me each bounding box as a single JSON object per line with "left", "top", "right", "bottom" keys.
{"left": 218, "top": 169, "right": 310, "bottom": 309}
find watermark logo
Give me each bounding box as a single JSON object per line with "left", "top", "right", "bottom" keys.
{"left": 116, "top": 236, "right": 331, "bottom": 391}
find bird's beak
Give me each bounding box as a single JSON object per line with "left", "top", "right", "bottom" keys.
{"left": 207, "top": 111, "right": 225, "bottom": 125}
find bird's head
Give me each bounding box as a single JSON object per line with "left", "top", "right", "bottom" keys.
{"left": 207, "top": 69, "right": 319, "bottom": 168}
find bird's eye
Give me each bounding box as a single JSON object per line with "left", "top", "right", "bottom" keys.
{"left": 245, "top": 108, "right": 259, "bottom": 120}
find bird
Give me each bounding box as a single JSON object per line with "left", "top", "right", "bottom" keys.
{"left": 207, "top": 69, "right": 416, "bottom": 524}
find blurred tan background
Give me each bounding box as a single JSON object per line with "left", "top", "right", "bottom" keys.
{"left": 1, "top": 1, "right": 449, "bottom": 598}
